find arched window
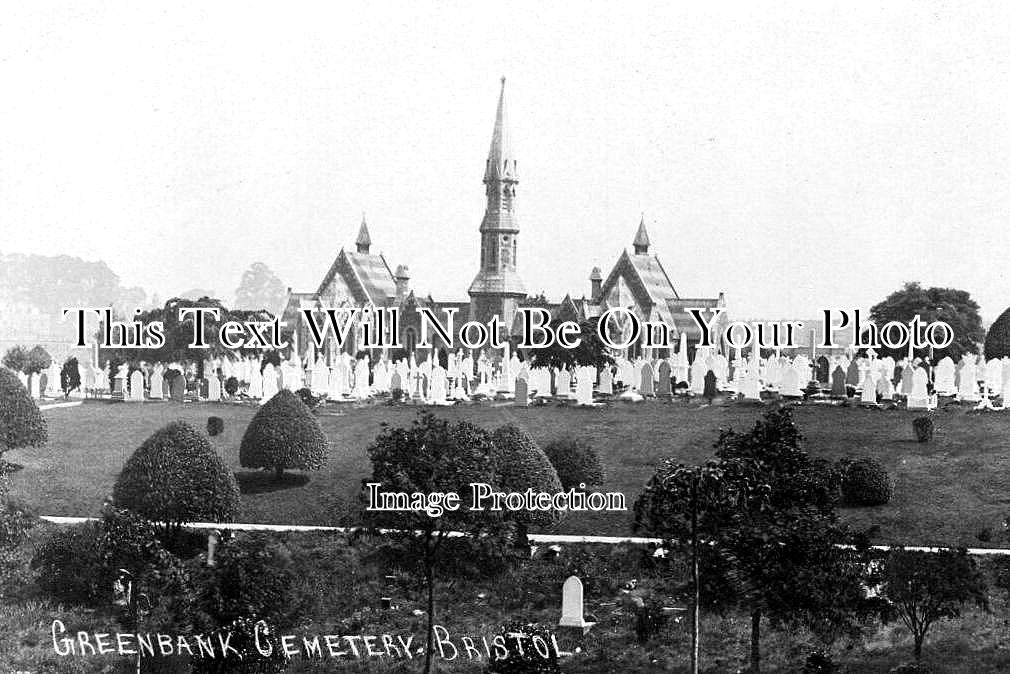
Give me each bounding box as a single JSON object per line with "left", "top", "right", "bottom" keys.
{"left": 405, "top": 328, "right": 417, "bottom": 354}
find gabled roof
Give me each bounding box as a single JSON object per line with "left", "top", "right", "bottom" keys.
{"left": 599, "top": 249, "right": 680, "bottom": 326}
{"left": 315, "top": 249, "right": 397, "bottom": 306}
{"left": 344, "top": 251, "right": 397, "bottom": 305}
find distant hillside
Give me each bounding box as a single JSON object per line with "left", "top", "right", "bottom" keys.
{"left": 0, "top": 251, "right": 150, "bottom": 346}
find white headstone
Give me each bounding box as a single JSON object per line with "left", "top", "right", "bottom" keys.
{"left": 207, "top": 374, "right": 221, "bottom": 402}
{"left": 598, "top": 368, "right": 613, "bottom": 395}
{"left": 129, "top": 370, "right": 145, "bottom": 402}
{"left": 860, "top": 372, "right": 876, "bottom": 404}
{"left": 558, "top": 576, "right": 595, "bottom": 631}
{"left": 907, "top": 367, "right": 935, "bottom": 410}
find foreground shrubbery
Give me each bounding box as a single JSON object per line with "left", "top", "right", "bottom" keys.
{"left": 33, "top": 508, "right": 189, "bottom": 607}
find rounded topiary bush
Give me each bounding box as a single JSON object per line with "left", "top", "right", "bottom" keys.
{"left": 240, "top": 389, "right": 327, "bottom": 480}
{"left": 113, "top": 421, "right": 240, "bottom": 533}
{"left": 0, "top": 367, "right": 48, "bottom": 457}
{"left": 985, "top": 307, "right": 1010, "bottom": 360}
{"left": 224, "top": 376, "right": 239, "bottom": 397}
{"left": 207, "top": 416, "right": 224, "bottom": 437}
{"left": 491, "top": 425, "right": 564, "bottom": 530}
{"left": 841, "top": 457, "right": 892, "bottom": 506}
{"left": 543, "top": 438, "right": 605, "bottom": 490}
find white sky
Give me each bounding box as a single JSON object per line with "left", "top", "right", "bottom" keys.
{"left": 2, "top": 2, "right": 1010, "bottom": 321}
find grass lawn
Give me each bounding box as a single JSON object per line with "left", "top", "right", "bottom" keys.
{"left": 8, "top": 397, "right": 1010, "bottom": 547}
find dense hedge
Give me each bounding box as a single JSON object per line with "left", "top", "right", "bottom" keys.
{"left": 240, "top": 389, "right": 327, "bottom": 479}
{"left": 0, "top": 462, "right": 33, "bottom": 550}
{"left": 0, "top": 367, "right": 48, "bottom": 455}
{"left": 191, "top": 533, "right": 298, "bottom": 627}
{"left": 113, "top": 421, "right": 240, "bottom": 529}
{"left": 840, "top": 457, "right": 892, "bottom": 506}
{"left": 543, "top": 437, "right": 605, "bottom": 490}
{"left": 491, "top": 425, "right": 563, "bottom": 530}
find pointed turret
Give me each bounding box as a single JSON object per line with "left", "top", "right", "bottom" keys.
{"left": 356, "top": 213, "right": 371, "bottom": 254}
{"left": 484, "top": 76, "right": 516, "bottom": 183}
{"left": 633, "top": 214, "right": 650, "bottom": 255}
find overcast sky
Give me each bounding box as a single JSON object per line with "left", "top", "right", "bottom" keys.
{"left": 2, "top": 2, "right": 1009, "bottom": 322}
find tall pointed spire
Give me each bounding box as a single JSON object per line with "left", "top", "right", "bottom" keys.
{"left": 633, "top": 214, "right": 650, "bottom": 255}
{"left": 469, "top": 77, "right": 526, "bottom": 331}
{"left": 484, "top": 76, "right": 516, "bottom": 183}
{"left": 356, "top": 213, "right": 371, "bottom": 254}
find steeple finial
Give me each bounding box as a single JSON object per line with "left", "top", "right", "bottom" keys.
{"left": 356, "top": 213, "right": 371, "bottom": 254}
{"left": 633, "top": 214, "right": 650, "bottom": 254}
{"left": 484, "top": 77, "right": 516, "bottom": 183}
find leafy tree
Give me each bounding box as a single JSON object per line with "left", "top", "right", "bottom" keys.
{"left": 99, "top": 297, "right": 274, "bottom": 377}
{"left": 60, "top": 357, "right": 81, "bottom": 397}
{"left": 113, "top": 421, "right": 240, "bottom": 542}
{"left": 881, "top": 547, "right": 988, "bottom": 661}
{"left": 635, "top": 409, "right": 874, "bottom": 673}
{"left": 529, "top": 318, "right": 614, "bottom": 371}
{"left": 234, "top": 262, "right": 288, "bottom": 315}
{"left": 25, "top": 345, "right": 52, "bottom": 375}
{"left": 363, "top": 413, "right": 510, "bottom": 674}
{"left": 239, "top": 389, "right": 327, "bottom": 480}
{"left": 869, "top": 282, "right": 983, "bottom": 361}
{"left": 0, "top": 367, "right": 48, "bottom": 459}
{"left": 1, "top": 346, "right": 28, "bottom": 374}
{"left": 635, "top": 460, "right": 751, "bottom": 673}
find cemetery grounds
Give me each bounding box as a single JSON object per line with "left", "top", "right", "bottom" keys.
{"left": 5, "top": 398, "right": 1010, "bottom": 671}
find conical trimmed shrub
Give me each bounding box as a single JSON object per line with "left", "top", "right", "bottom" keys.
{"left": 491, "top": 424, "right": 564, "bottom": 530}
{"left": 113, "top": 421, "right": 239, "bottom": 529}
{"left": 985, "top": 306, "right": 1010, "bottom": 360}
{"left": 240, "top": 389, "right": 327, "bottom": 479}
{"left": 0, "top": 367, "right": 47, "bottom": 457}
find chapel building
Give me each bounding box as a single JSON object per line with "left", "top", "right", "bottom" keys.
{"left": 281, "top": 79, "right": 727, "bottom": 361}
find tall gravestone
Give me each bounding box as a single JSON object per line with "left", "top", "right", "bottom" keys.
{"left": 830, "top": 365, "right": 846, "bottom": 397}
{"left": 703, "top": 370, "right": 718, "bottom": 401}
{"left": 514, "top": 377, "right": 529, "bottom": 407}
{"left": 814, "top": 356, "right": 828, "bottom": 384}
{"left": 170, "top": 375, "right": 185, "bottom": 402}
{"left": 639, "top": 363, "right": 655, "bottom": 397}
{"left": 657, "top": 361, "right": 672, "bottom": 396}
